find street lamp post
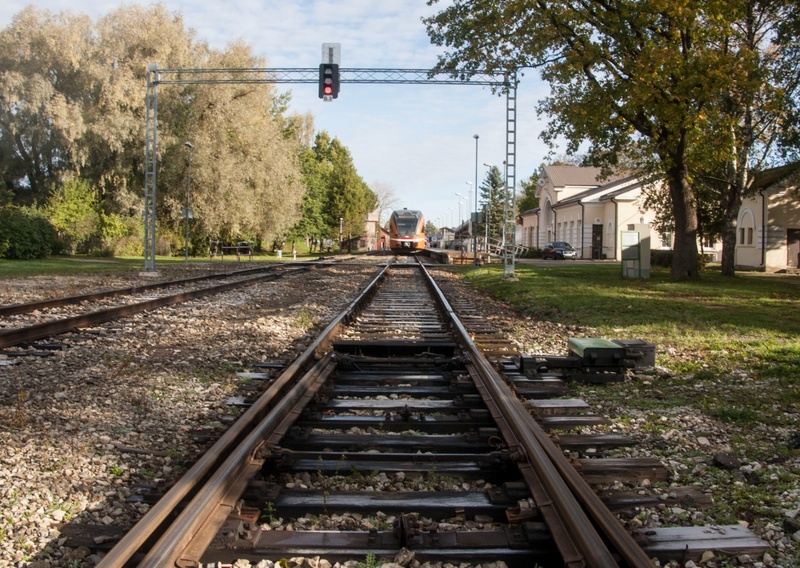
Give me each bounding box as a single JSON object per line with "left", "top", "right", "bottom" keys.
{"left": 183, "top": 141, "right": 193, "bottom": 264}
{"left": 473, "top": 134, "right": 480, "bottom": 266}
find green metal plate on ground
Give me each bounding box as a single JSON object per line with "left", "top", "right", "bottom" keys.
{"left": 567, "top": 337, "right": 620, "bottom": 357}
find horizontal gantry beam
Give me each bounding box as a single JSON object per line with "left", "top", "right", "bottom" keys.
{"left": 150, "top": 67, "right": 512, "bottom": 87}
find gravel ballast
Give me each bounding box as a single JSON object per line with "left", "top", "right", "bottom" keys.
{"left": 0, "top": 264, "right": 377, "bottom": 567}
{"left": 0, "top": 262, "right": 797, "bottom": 567}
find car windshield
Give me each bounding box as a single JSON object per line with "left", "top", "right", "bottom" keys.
{"left": 552, "top": 242, "right": 573, "bottom": 248}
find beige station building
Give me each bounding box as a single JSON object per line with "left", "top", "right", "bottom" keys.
{"left": 519, "top": 164, "right": 800, "bottom": 271}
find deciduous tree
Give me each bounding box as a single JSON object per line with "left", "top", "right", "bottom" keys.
{"left": 0, "top": 7, "right": 94, "bottom": 204}
{"left": 0, "top": 5, "right": 309, "bottom": 255}
{"left": 294, "top": 132, "right": 376, "bottom": 251}
{"left": 425, "top": 0, "right": 770, "bottom": 280}
{"left": 688, "top": 0, "right": 799, "bottom": 276}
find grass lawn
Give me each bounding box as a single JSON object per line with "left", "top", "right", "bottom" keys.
{"left": 0, "top": 256, "right": 144, "bottom": 278}
{"left": 0, "top": 252, "right": 329, "bottom": 279}
{"left": 458, "top": 263, "right": 800, "bottom": 379}
{"left": 458, "top": 262, "right": 800, "bottom": 560}
{"left": 458, "top": 262, "right": 800, "bottom": 428}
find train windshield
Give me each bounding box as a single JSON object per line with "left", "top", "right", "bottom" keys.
{"left": 394, "top": 214, "right": 420, "bottom": 235}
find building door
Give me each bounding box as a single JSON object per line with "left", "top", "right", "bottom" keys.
{"left": 591, "top": 224, "right": 603, "bottom": 259}
{"left": 788, "top": 229, "right": 800, "bottom": 268}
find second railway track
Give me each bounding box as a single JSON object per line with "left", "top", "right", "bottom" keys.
{"left": 0, "top": 263, "right": 323, "bottom": 350}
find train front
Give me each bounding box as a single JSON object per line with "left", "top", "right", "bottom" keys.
{"left": 389, "top": 209, "right": 426, "bottom": 252}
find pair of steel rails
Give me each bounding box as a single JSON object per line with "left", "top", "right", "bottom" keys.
{"left": 92, "top": 259, "right": 653, "bottom": 567}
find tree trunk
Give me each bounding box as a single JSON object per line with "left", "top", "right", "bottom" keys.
{"left": 720, "top": 179, "right": 742, "bottom": 277}
{"left": 665, "top": 161, "right": 700, "bottom": 280}
{"left": 720, "top": 215, "right": 738, "bottom": 276}
{"left": 720, "top": 140, "right": 750, "bottom": 277}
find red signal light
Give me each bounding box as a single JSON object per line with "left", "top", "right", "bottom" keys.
{"left": 318, "top": 63, "right": 340, "bottom": 99}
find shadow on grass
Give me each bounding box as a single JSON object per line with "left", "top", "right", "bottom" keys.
{"left": 457, "top": 263, "right": 800, "bottom": 377}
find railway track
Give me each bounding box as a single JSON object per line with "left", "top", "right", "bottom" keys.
{"left": 0, "top": 256, "right": 765, "bottom": 566}
{"left": 77, "top": 259, "right": 767, "bottom": 567}
{"left": 0, "top": 264, "right": 318, "bottom": 351}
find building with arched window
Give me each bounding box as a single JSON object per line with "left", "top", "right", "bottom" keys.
{"left": 735, "top": 163, "right": 800, "bottom": 271}
{"left": 519, "top": 165, "right": 682, "bottom": 260}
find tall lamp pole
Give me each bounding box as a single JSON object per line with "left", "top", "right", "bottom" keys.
{"left": 183, "top": 141, "right": 193, "bottom": 264}
{"left": 473, "top": 134, "right": 480, "bottom": 266}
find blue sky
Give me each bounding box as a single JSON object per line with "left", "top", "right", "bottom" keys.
{"left": 2, "top": 1, "right": 553, "bottom": 228}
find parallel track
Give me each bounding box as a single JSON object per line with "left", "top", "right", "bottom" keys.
{"left": 0, "top": 265, "right": 311, "bottom": 350}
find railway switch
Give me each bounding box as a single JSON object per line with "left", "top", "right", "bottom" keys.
{"left": 518, "top": 337, "right": 655, "bottom": 382}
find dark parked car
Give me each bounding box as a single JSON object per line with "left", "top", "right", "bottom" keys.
{"left": 542, "top": 241, "right": 578, "bottom": 260}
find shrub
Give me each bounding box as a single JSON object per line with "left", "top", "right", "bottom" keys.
{"left": 156, "top": 235, "right": 174, "bottom": 256}
{"left": 651, "top": 249, "right": 673, "bottom": 267}
{"left": 100, "top": 212, "right": 131, "bottom": 243}
{"left": 0, "top": 206, "right": 55, "bottom": 259}
{"left": 45, "top": 178, "right": 102, "bottom": 255}
{"left": 651, "top": 249, "right": 708, "bottom": 272}
{"left": 113, "top": 235, "right": 144, "bottom": 257}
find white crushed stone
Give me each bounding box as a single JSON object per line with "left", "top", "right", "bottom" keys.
{"left": 0, "top": 263, "right": 376, "bottom": 567}
{"left": 0, "top": 263, "right": 795, "bottom": 567}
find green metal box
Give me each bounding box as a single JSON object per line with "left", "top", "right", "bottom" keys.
{"left": 612, "top": 339, "right": 656, "bottom": 368}
{"left": 568, "top": 338, "right": 627, "bottom": 367}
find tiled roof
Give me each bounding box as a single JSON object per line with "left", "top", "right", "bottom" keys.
{"left": 752, "top": 161, "right": 800, "bottom": 190}
{"left": 543, "top": 165, "right": 628, "bottom": 187}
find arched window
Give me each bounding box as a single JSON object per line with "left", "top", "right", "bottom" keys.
{"left": 738, "top": 209, "right": 756, "bottom": 245}
{"left": 544, "top": 199, "right": 554, "bottom": 225}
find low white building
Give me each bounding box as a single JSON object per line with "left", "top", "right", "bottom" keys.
{"left": 520, "top": 165, "right": 686, "bottom": 260}
{"left": 735, "top": 163, "right": 800, "bottom": 271}
{"left": 520, "top": 163, "right": 800, "bottom": 269}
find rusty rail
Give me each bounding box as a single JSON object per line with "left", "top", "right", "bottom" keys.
{"left": 95, "top": 263, "right": 391, "bottom": 567}
{"left": 0, "top": 267, "right": 310, "bottom": 349}
{"left": 98, "top": 259, "right": 657, "bottom": 567}
{"left": 417, "top": 259, "right": 654, "bottom": 567}
{"left": 0, "top": 265, "right": 279, "bottom": 317}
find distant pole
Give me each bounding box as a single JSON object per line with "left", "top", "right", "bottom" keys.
{"left": 473, "top": 134, "right": 480, "bottom": 266}
{"left": 183, "top": 141, "right": 193, "bottom": 264}
{"left": 465, "top": 181, "right": 473, "bottom": 243}
{"left": 483, "top": 163, "right": 492, "bottom": 253}
{"left": 339, "top": 217, "right": 343, "bottom": 253}
{"left": 455, "top": 192, "right": 462, "bottom": 233}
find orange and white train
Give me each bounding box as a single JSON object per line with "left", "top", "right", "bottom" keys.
{"left": 388, "top": 209, "right": 426, "bottom": 252}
